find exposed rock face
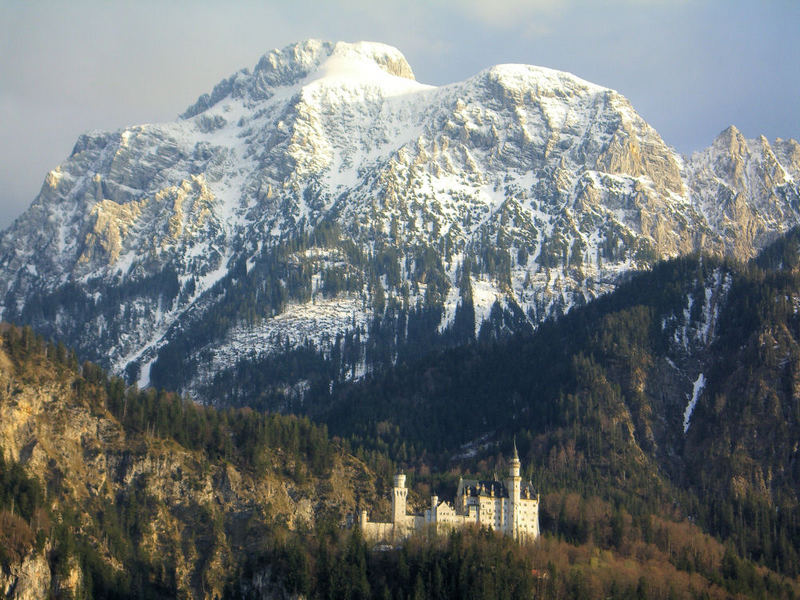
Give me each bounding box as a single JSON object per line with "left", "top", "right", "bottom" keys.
{"left": 686, "top": 126, "right": 800, "bottom": 259}
{"left": 0, "top": 337, "right": 375, "bottom": 599}
{"left": 0, "top": 40, "right": 797, "bottom": 397}
{"left": 0, "top": 551, "right": 51, "bottom": 600}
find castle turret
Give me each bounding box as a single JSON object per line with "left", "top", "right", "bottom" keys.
{"left": 509, "top": 439, "right": 521, "bottom": 478}
{"left": 392, "top": 473, "right": 408, "bottom": 525}
{"left": 506, "top": 439, "right": 522, "bottom": 538}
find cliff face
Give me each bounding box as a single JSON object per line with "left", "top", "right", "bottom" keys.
{"left": 0, "top": 552, "right": 53, "bottom": 600}
{"left": 0, "top": 326, "right": 377, "bottom": 599}
{"left": 686, "top": 126, "right": 800, "bottom": 259}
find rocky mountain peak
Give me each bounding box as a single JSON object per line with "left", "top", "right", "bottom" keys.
{"left": 773, "top": 137, "right": 800, "bottom": 182}
{"left": 714, "top": 124, "right": 744, "bottom": 145}
{"left": 483, "top": 63, "right": 605, "bottom": 97}
{"left": 182, "top": 40, "right": 417, "bottom": 118}
{"left": 707, "top": 125, "right": 748, "bottom": 180}
{"left": 253, "top": 40, "right": 417, "bottom": 89}
{"left": 2, "top": 40, "right": 800, "bottom": 398}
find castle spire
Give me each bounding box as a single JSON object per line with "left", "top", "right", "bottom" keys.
{"left": 508, "top": 436, "right": 521, "bottom": 478}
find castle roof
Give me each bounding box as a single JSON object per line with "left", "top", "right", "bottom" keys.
{"left": 458, "top": 479, "right": 537, "bottom": 499}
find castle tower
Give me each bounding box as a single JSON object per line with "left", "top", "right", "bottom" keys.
{"left": 506, "top": 439, "right": 522, "bottom": 538}
{"left": 430, "top": 494, "right": 438, "bottom": 527}
{"left": 392, "top": 473, "right": 408, "bottom": 525}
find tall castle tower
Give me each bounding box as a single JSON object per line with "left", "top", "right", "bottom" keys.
{"left": 506, "top": 439, "right": 522, "bottom": 538}
{"left": 392, "top": 473, "right": 408, "bottom": 525}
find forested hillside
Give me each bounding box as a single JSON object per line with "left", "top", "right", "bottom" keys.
{"left": 0, "top": 324, "right": 378, "bottom": 598}
{"left": 302, "top": 232, "right": 800, "bottom": 580}
{"left": 5, "top": 227, "right": 800, "bottom": 597}
{"left": 2, "top": 319, "right": 800, "bottom": 598}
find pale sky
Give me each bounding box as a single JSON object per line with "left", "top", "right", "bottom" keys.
{"left": 1, "top": 0, "right": 798, "bottom": 227}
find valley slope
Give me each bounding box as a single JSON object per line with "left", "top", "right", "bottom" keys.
{"left": 0, "top": 324, "right": 379, "bottom": 598}
{"left": 307, "top": 236, "right": 800, "bottom": 579}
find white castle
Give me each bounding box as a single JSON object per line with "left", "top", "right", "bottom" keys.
{"left": 359, "top": 444, "right": 540, "bottom": 543}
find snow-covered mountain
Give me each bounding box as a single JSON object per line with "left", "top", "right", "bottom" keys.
{"left": 1, "top": 40, "right": 799, "bottom": 400}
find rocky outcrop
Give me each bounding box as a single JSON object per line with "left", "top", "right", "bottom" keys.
{"left": 686, "top": 125, "right": 800, "bottom": 258}
{"left": 0, "top": 551, "right": 51, "bottom": 600}
{"left": 0, "top": 336, "right": 376, "bottom": 599}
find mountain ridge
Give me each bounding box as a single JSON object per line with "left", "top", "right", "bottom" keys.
{"left": 0, "top": 39, "right": 798, "bottom": 397}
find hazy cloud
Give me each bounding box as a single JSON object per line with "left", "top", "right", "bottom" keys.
{"left": 451, "top": 0, "right": 563, "bottom": 27}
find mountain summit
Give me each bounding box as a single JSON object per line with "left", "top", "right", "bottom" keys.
{"left": 182, "top": 40, "right": 419, "bottom": 119}
{"left": 1, "top": 40, "right": 798, "bottom": 399}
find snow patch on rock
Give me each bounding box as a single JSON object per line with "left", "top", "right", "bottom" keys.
{"left": 683, "top": 373, "right": 706, "bottom": 433}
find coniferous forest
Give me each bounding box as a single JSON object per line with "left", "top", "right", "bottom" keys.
{"left": 2, "top": 229, "right": 800, "bottom": 598}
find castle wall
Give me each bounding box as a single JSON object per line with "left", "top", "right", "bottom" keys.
{"left": 361, "top": 496, "right": 539, "bottom": 543}
{"left": 515, "top": 498, "right": 539, "bottom": 539}
{"left": 478, "top": 496, "right": 508, "bottom": 531}
{"left": 361, "top": 521, "right": 393, "bottom": 542}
